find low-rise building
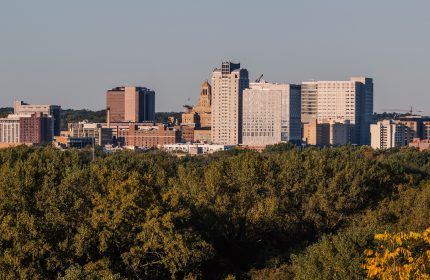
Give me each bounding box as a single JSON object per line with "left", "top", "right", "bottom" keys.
{"left": 68, "top": 122, "right": 113, "bottom": 146}
{"left": 113, "top": 123, "right": 180, "bottom": 148}
{"left": 303, "top": 119, "right": 353, "bottom": 146}
{"left": 162, "top": 143, "right": 234, "bottom": 155}
{"left": 180, "top": 125, "right": 194, "bottom": 143}
{"left": 371, "top": 120, "right": 407, "bottom": 149}
{"left": 409, "top": 138, "right": 430, "bottom": 151}
{"left": 303, "top": 119, "right": 330, "bottom": 146}
{"left": 194, "top": 128, "right": 211, "bottom": 143}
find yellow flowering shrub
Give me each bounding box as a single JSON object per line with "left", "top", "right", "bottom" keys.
{"left": 364, "top": 228, "right": 430, "bottom": 279}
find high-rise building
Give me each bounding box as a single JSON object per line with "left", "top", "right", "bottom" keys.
{"left": 301, "top": 81, "right": 318, "bottom": 124}
{"left": 371, "top": 120, "right": 406, "bottom": 149}
{"left": 351, "top": 77, "right": 374, "bottom": 145}
{"left": 301, "top": 77, "right": 373, "bottom": 145}
{"left": 211, "top": 62, "right": 249, "bottom": 145}
{"left": 242, "top": 81, "right": 301, "bottom": 146}
{"left": 106, "top": 86, "right": 155, "bottom": 123}
{"left": 0, "top": 113, "right": 53, "bottom": 145}
{"left": 14, "top": 101, "right": 61, "bottom": 136}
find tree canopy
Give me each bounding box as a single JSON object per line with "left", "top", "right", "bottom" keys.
{"left": 0, "top": 145, "right": 429, "bottom": 279}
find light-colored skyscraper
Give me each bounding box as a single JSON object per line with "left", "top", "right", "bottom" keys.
{"left": 301, "top": 77, "right": 373, "bottom": 145}
{"left": 242, "top": 81, "right": 301, "bottom": 146}
{"left": 211, "top": 62, "right": 249, "bottom": 145}
{"left": 370, "top": 120, "right": 406, "bottom": 149}
{"left": 106, "top": 86, "right": 155, "bottom": 123}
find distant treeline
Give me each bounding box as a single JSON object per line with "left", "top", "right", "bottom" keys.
{"left": 0, "top": 144, "right": 429, "bottom": 279}
{"left": 60, "top": 110, "right": 181, "bottom": 130}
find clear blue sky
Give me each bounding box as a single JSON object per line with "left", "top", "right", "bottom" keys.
{"left": 1, "top": 0, "right": 429, "bottom": 113}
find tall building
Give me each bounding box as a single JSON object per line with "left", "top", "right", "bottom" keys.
{"left": 301, "top": 77, "right": 373, "bottom": 145}
{"left": 351, "top": 77, "right": 374, "bottom": 145}
{"left": 14, "top": 101, "right": 61, "bottom": 136}
{"left": 370, "top": 120, "right": 406, "bottom": 149}
{"left": 106, "top": 86, "right": 155, "bottom": 123}
{"left": 0, "top": 113, "right": 53, "bottom": 145}
{"left": 211, "top": 62, "right": 249, "bottom": 145}
{"left": 301, "top": 81, "right": 318, "bottom": 124}
{"left": 242, "top": 81, "right": 301, "bottom": 146}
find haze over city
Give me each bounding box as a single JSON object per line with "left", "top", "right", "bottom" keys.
{"left": 1, "top": 0, "right": 429, "bottom": 113}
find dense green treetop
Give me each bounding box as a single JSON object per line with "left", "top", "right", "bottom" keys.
{"left": 0, "top": 145, "right": 429, "bottom": 279}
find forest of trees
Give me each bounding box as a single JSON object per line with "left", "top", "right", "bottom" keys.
{"left": 0, "top": 144, "right": 430, "bottom": 279}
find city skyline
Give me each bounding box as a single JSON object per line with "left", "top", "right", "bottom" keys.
{"left": 1, "top": 1, "right": 430, "bottom": 113}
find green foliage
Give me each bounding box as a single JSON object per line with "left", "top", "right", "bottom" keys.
{"left": 60, "top": 109, "right": 107, "bottom": 130}
{"left": 58, "top": 109, "right": 181, "bottom": 130}
{"left": 291, "top": 227, "right": 375, "bottom": 280}
{"left": 0, "top": 145, "right": 429, "bottom": 278}
{"left": 0, "top": 107, "right": 13, "bottom": 118}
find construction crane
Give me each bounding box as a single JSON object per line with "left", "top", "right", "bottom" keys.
{"left": 255, "top": 74, "right": 264, "bottom": 83}
{"left": 381, "top": 106, "right": 424, "bottom": 115}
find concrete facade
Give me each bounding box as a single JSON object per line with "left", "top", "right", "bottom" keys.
{"left": 242, "top": 81, "right": 301, "bottom": 146}
{"left": 371, "top": 120, "right": 406, "bottom": 149}
{"left": 211, "top": 62, "right": 249, "bottom": 145}
{"left": 303, "top": 119, "right": 353, "bottom": 146}
{"left": 301, "top": 77, "right": 373, "bottom": 145}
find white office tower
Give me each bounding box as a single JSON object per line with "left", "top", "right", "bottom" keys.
{"left": 211, "top": 62, "right": 249, "bottom": 145}
{"left": 301, "top": 77, "right": 373, "bottom": 145}
{"left": 371, "top": 120, "right": 406, "bottom": 149}
{"left": 242, "top": 81, "right": 301, "bottom": 146}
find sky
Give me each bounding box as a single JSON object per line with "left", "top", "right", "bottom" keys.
{"left": 1, "top": 0, "right": 429, "bottom": 113}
